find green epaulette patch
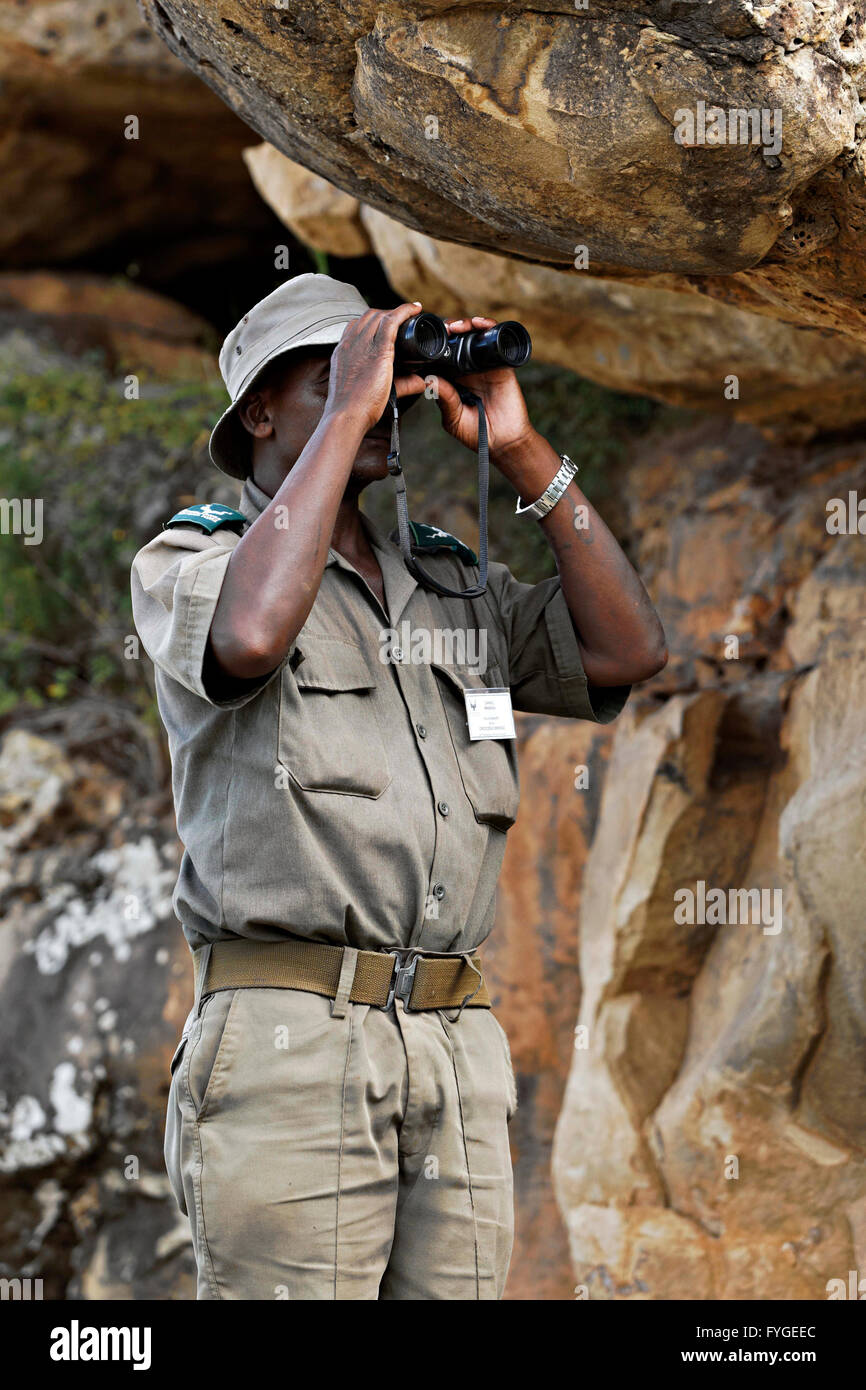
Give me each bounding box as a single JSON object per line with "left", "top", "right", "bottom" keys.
{"left": 405, "top": 521, "right": 478, "bottom": 567}
{"left": 164, "top": 503, "right": 247, "bottom": 535}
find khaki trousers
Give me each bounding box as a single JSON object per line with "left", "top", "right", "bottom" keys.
{"left": 164, "top": 981, "right": 517, "bottom": 1299}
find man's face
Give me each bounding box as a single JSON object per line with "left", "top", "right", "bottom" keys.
{"left": 245, "top": 345, "right": 419, "bottom": 489}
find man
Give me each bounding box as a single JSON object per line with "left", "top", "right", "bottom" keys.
{"left": 131, "top": 273, "right": 666, "bottom": 1301}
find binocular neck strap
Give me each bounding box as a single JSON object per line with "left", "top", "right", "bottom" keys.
{"left": 386, "top": 383, "right": 489, "bottom": 600}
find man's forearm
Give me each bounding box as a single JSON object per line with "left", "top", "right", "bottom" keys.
{"left": 493, "top": 429, "right": 667, "bottom": 686}
{"left": 209, "top": 408, "right": 366, "bottom": 678}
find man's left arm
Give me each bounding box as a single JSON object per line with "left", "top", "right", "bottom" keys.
{"left": 431, "top": 313, "right": 667, "bottom": 691}
{"left": 493, "top": 428, "right": 668, "bottom": 688}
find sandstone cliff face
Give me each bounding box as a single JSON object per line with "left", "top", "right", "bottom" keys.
{"left": 551, "top": 424, "right": 866, "bottom": 1300}
{"left": 141, "top": 0, "right": 866, "bottom": 347}
{"left": 486, "top": 715, "right": 614, "bottom": 1299}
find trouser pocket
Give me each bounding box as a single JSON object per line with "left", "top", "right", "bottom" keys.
{"left": 490, "top": 1012, "right": 518, "bottom": 1121}
{"left": 164, "top": 1040, "right": 189, "bottom": 1217}
{"left": 163, "top": 992, "right": 237, "bottom": 1218}
{"left": 182, "top": 990, "right": 239, "bottom": 1121}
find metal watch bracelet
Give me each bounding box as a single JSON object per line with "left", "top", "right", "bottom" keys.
{"left": 515, "top": 453, "right": 579, "bottom": 520}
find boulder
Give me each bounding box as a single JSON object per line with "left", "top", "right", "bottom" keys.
{"left": 141, "top": 0, "right": 866, "bottom": 346}
{"left": 243, "top": 144, "right": 371, "bottom": 258}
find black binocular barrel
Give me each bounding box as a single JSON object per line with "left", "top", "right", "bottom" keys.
{"left": 394, "top": 313, "right": 532, "bottom": 373}
{"left": 394, "top": 312, "right": 450, "bottom": 366}
{"left": 446, "top": 321, "right": 531, "bottom": 373}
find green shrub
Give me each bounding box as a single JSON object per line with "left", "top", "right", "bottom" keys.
{"left": 0, "top": 350, "right": 226, "bottom": 714}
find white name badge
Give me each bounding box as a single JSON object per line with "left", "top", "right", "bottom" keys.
{"left": 463, "top": 687, "right": 516, "bottom": 741}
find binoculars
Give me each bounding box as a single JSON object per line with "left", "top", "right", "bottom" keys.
{"left": 394, "top": 312, "right": 532, "bottom": 375}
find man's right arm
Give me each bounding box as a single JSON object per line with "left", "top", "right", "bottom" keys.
{"left": 208, "top": 302, "right": 423, "bottom": 680}
{"left": 208, "top": 406, "right": 367, "bottom": 679}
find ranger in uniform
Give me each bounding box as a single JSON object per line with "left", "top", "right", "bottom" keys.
{"left": 131, "top": 274, "right": 666, "bottom": 1300}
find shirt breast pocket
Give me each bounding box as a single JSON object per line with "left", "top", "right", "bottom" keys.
{"left": 278, "top": 638, "right": 392, "bottom": 797}
{"left": 432, "top": 661, "right": 520, "bottom": 832}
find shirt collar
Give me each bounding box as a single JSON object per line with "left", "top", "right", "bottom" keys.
{"left": 238, "top": 475, "right": 418, "bottom": 623}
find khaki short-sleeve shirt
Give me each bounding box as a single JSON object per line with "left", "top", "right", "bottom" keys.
{"left": 130, "top": 477, "right": 629, "bottom": 952}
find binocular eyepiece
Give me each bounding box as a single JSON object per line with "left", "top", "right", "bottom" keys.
{"left": 395, "top": 312, "right": 532, "bottom": 375}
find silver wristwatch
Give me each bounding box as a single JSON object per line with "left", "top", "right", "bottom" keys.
{"left": 515, "top": 453, "right": 579, "bottom": 520}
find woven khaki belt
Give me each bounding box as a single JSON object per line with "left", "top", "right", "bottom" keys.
{"left": 193, "top": 938, "right": 491, "bottom": 1012}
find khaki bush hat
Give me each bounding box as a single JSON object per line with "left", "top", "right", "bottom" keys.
{"left": 208, "top": 272, "right": 370, "bottom": 479}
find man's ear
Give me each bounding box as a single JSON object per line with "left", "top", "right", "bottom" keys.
{"left": 237, "top": 389, "right": 274, "bottom": 440}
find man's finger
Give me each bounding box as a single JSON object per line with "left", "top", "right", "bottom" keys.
{"left": 375, "top": 301, "right": 424, "bottom": 345}
{"left": 354, "top": 307, "right": 380, "bottom": 331}
{"left": 426, "top": 375, "right": 463, "bottom": 412}
{"left": 393, "top": 372, "right": 429, "bottom": 398}
{"left": 444, "top": 315, "right": 496, "bottom": 332}
{"left": 385, "top": 301, "right": 424, "bottom": 325}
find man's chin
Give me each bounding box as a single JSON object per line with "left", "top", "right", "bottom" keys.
{"left": 350, "top": 434, "right": 392, "bottom": 482}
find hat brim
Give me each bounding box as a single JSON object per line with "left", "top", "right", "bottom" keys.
{"left": 208, "top": 317, "right": 359, "bottom": 480}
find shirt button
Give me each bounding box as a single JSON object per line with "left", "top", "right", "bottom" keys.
{"left": 432, "top": 883, "right": 446, "bottom": 899}
{"left": 416, "top": 723, "right": 427, "bottom": 739}
{"left": 438, "top": 801, "right": 450, "bottom": 817}
{"left": 392, "top": 646, "right": 404, "bottom": 662}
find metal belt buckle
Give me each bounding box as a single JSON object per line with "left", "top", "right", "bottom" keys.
{"left": 385, "top": 949, "right": 419, "bottom": 1011}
